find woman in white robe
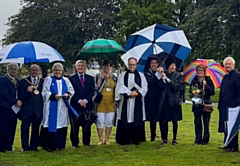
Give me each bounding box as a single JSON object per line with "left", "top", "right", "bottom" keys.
{"left": 40, "top": 63, "right": 74, "bottom": 152}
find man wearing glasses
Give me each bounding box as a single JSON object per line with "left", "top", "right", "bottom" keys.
{"left": 115, "top": 57, "right": 148, "bottom": 145}
{"left": 0, "top": 63, "right": 22, "bottom": 152}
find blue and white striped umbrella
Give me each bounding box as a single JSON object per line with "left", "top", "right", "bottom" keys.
{"left": 121, "top": 24, "right": 191, "bottom": 72}
{"left": 0, "top": 41, "right": 65, "bottom": 64}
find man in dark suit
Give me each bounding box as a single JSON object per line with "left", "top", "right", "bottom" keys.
{"left": 69, "top": 60, "right": 95, "bottom": 147}
{"left": 218, "top": 57, "right": 240, "bottom": 152}
{"left": 18, "top": 64, "right": 44, "bottom": 152}
{"left": 0, "top": 63, "right": 22, "bottom": 153}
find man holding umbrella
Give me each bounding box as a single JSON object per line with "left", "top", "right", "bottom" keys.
{"left": 144, "top": 57, "right": 162, "bottom": 141}
{"left": 218, "top": 57, "right": 240, "bottom": 152}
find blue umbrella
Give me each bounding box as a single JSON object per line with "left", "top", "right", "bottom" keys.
{"left": 0, "top": 41, "right": 65, "bottom": 64}
{"left": 121, "top": 24, "right": 191, "bottom": 72}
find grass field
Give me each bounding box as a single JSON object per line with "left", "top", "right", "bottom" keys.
{"left": 0, "top": 104, "right": 240, "bottom": 166}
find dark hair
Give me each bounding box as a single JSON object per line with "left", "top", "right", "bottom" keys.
{"left": 150, "top": 58, "right": 159, "bottom": 64}
{"left": 128, "top": 57, "right": 137, "bottom": 63}
{"left": 102, "top": 60, "right": 112, "bottom": 66}
{"left": 196, "top": 64, "right": 207, "bottom": 74}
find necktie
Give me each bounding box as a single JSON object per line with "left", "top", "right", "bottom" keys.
{"left": 33, "top": 78, "right": 36, "bottom": 85}
{"left": 80, "top": 75, "right": 84, "bottom": 88}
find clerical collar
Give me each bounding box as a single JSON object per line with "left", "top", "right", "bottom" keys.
{"left": 54, "top": 76, "right": 62, "bottom": 80}
{"left": 7, "top": 73, "right": 15, "bottom": 81}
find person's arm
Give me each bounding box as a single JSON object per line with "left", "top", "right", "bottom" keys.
{"left": 0, "top": 78, "right": 18, "bottom": 105}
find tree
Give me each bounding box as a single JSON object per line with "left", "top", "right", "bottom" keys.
{"left": 178, "top": 0, "right": 240, "bottom": 68}
{"left": 4, "top": 0, "right": 124, "bottom": 67}
{"left": 115, "top": 0, "right": 177, "bottom": 46}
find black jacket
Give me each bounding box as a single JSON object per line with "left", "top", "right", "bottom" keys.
{"left": 190, "top": 76, "right": 215, "bottom": 113}
{"left": 18, "top": 76, "right": 44, "bottom": 120}
{"left": 218, "top": 70, "right": 240, "bottom": 132}
{"left": 69, "top": 73, "right": 95, "bottom": 112}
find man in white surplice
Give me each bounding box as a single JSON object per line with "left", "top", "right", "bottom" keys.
{"left": 115, "top": 57, "right": 148, "bottom": 145}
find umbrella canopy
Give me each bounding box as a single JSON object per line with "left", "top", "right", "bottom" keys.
{"left": 143, "top": 52, "right": 183, "bottom": 72}
{"left": 184, "top": 59, "right": 226, "bottom": 88}
{"left": 0, "top": 41, "right": 65, "bottom": 64}
{"left": 225, "top": 106, "right": 240, "bottom": 147}
{"left": 80, "top": 38, "right": 125, "bottom": 55}
{"left": 121, "top": 23, "right": 191, "bottom": 72}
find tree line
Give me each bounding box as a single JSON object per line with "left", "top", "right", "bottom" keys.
{"left": 3, "top": 0, "right": 240, "bottom": 68}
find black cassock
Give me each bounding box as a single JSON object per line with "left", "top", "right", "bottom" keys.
{"left": 115, "top": 70, "right": 147, "bottom": 145}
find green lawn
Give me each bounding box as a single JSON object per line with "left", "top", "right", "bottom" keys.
{"left": 0, "top": 104, "right": 240, "bottom": 166}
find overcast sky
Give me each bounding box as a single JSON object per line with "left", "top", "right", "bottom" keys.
{"left": 0, "top": 0, "right": 21, "bottom": 47}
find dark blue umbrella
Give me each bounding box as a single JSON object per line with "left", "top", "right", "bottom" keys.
{"left": 121, "top": 24, "right": 191, "bottom": 72}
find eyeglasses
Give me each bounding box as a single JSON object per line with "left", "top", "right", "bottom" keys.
{"left": 9, "top": 68, "right": 17, "bottom": 71}
{"left": 150, "top": 62, "right": 158, "bottom": 64}
{"left": 197, "top": 70, "right": 204, "bottom": 72}
{"left": 128, "top": 64, "right": 136, "bottom": 66}
{"left": 54, "top": 70, "right": 62, "bottom": 72}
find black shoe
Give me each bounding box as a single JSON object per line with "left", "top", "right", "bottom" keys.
{"left": 219, "top": 146, "right": 227, "bottom": 149}
{"left": 225, "top": 148, "right": 238, "bottom": 152}
{"left": 194, "top": 142, "right": 202, "bottom": 145}
{"left": 202, "top": 142, "right": 208, "bottom": 145}
{"left": 161, "top": 140, "right": 168, "bottom": 144}
{"left": 150, "top": 138, "right": 155, "bottom": 142}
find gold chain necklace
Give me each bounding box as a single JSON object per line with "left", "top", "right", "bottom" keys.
{"left": 5, "top": 74, "right": 17, "bottom": 87}
{"left": 24, "top": 77, "right": 41, "bottom": 95}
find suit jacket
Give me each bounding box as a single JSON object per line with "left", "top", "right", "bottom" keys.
{"left": 69, "top": 73, "right": 95, "bottom": 112}
{"left": 0, "top": 75, "right": 19, "bottom": 109}
{"left": 18, "top": 76, "right": 44, "bottom": 120}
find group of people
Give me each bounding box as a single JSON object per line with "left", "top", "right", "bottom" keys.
{"left": 0, "top": 56, "right": 239, "bottom": 153}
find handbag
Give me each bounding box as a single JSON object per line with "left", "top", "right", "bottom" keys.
{"left": 202, "top": 82, "right": 214, "bottom": 113}
{"left": 75, "top": 110, "right": 98, "bottom": 129}
{"left": 93, "top": 78, "right": 106, "bottom": 104}
{"left": 203, "top": 104, "right": 214, "bottom": 112}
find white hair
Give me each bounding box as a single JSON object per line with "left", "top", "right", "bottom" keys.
{"left": 223, "top": 57, "right": 235, "bottom": 65}
{"left": 75, "top": 60, "right": 86, "bottom": 67}
{"left": 52, "top": 63, "right": 63, "bottom": 71}
{"left": 6, "top": 63, "right": 19, "bottom": 70}
{"left": 30, "top": 64, "right": 40, "bottom": 70}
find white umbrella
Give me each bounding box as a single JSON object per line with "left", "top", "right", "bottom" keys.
{"left": 0, "top": 41, "right": 65, "bottom": 64}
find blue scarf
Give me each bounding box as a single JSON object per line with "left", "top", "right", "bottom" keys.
{"left": 48, "top": 76, "right": 68, "bottom": 132}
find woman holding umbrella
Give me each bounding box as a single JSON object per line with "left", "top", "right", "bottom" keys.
{"left": 157, "top": 58, "right": 184, "bottom": 145}
{"left": 189, "top": 64, "right": 215, "bottom": 145}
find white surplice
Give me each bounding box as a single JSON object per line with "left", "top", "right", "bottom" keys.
{"left": 41, "top": 76, "right": 75, "bottom": 129}
{"left": 115, "top": 71, "right": 148, "bottom": 123}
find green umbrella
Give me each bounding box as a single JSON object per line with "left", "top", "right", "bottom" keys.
{"left": 81, "top": 39, "right": 125, "bottom": 55}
